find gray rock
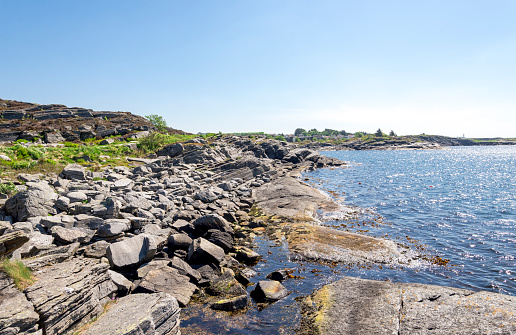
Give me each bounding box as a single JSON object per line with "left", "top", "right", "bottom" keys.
{"left": 66, "top": 191, "right": 87, "bottom": 203}
{"left": 40, "top": 215, "right": 75, "bottom": 229}
{"left": 0, "top": 221, "right": 12, "bottom": 235}
{"left": 22, "top": 242, "right": 80, "bottom": 270}
{"left": 192, "top": 214, "right": 233, "bottom": 235}
{"left": 206, "top": 271, "right": 247, "bottom": 297}
{"left": 5, "top": 183, "right": 58, "bottom": 222}
{"left": 111, "top": 178, "right": 133, "bottom": 190}
{"left": 50, "top": 226, "right": 94, "bottom": 245}
{"left": 0, "top": 231, "right": 29, "bottom": 257}
{"left": 44, "top": 131, "right": 65, "bottom": 143}
{"left": 168, "top": 233, "right": 193, "bottom": 250}
{"left": 302, "top": 276, "right": 516, "bottom": 335}
{"left": 83, "top": 240, "right": 109, "bottom": 258}
{"left": 0, "top": 272, "right": 41, "bottom": 334}
{"left": 24, "top": 258, "right": 117, "bottom": 335}
{"left": 107, "top": 270, "right": 132, "bottom": 295}
{"left": 234, "top": 246, "right": 261, "bottom": 265}
{"left": 90, "top": 197, "right": 120, "bottom": 219}
{"left": 205, "top": 229, "right": 234, "bottom": 253}
{"left": 170, "top": 257, "right": 202, "bottom": 284}
{"left": 82, "top": 293, "right": 180, "bottom": 335}
{"left": 157, "top": 142, "right": 184, "bottom": 158}
{"left": 251, "top": 280, "right": 289, "bottom": 303}
{"left": 60, "top": 164, "right": 86, "bottom": 180}
{"left": 134, "top": 266, "right": 198, "bottom": 307}
{"left": 210, "top": 294, "right": 248, "bottom": 311}
{"left": 54, "top": 196, "right": 70, "bottom": 211}
{"left": 74, "top": 214, "right": 104, "bottom": 230}
{"left": 106, "top": 234, "right": 157, "bottom": 269}
{"left": 187, "top": 237, "right": 226, "bottom": 265}
{"left": 194, "top": 188, "right": 219, "bottom": 203}
{"left": 123, "top": 194, "right": 153, "bottom": 212}
{"left": 97, "top": 219, "right": 129, "bottom": 238}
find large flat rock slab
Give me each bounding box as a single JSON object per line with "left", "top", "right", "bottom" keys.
{"left": 83, "top": 292, "right": 180, "bottom": 335}
{"left": 302, "top": 276, "right": 516, "bottom": 335}
{"left": 252, "top": 176, "right": 338, "bottom": 220}
{"left": 24, "top": 258, "right": 116, "bottom": 335}
{"left": 287, "top": 223, "right": 405, "bottom": 265}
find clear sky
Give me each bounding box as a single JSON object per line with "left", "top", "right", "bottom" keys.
{"left": 2, "top": 1, "right": 516, "bottom": 137}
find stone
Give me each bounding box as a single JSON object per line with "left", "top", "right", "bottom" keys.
{"left": 204, "top": 229, "right": 234, "bottom": 253}
{"left": 65, "top": 191, "right": 88, "bottom": 203}
{"left": 157, "top": 142, "right": 184, "bottom": 158}
{"left": 24, "top": 258, "right": 117, "bottom": 335}
{"left": 170, "top": 257, "right": 202, "bottom": 284}
{"left": 22, "top": 243, "right": 80, "bottom": 270}
{"left": 90, "top": 197, "right": 120, "bottom": 219}
{"left": 168, "top": 233, "right": 193, "bottom": 250}
{"left": 192, "top": 214, "right": 233, "bottom": 236}
{"left": 97, "top": 219, "right": 129, "bottom": 238}
{"left": 123, "top": 193, "right": 153, "bottom": 212}
{"left": 234, "top": 246, "right": 261, "bottom": 265}
{"left": 210, "top": 294, "right": 248, "bottom": 311}
{"left": 106, "top": 234, "right": 157, "bottom": 269}
{"left": 111, "top": 178, "right": 133, "bottom": 190}
{"left": 252, "top": 176, "right": 339, "bottom": 220}
{"left": 5, "top": 183, "right": 58, "bottom": 222}
{"left": 50, "top": 226, "right": 94, "bottom": 245}
{"left": 251, "top": 280, "right": 289, "bottom": 303}
{"left": 54, "top": 196, "right": 70, "bottom": 211}
{"left": 83, "top": 240, "right": 109, "bottom": 258}
{"left": 0, "top": 221, "right": 13, "bottom": 235}
{"left": 187, "top": 237, "right": 226, "bottom": 265}
{"left": 0, "top": 154, "right": 11, "bottom": 161}
{"left": 206, "top": 271, "right": 247, "bottom": 297}
{"left": 0, "top": 272, "right": 41, "bottom": 334}
{"left": 134, "top": 266, "right": 198, "bottom": 307}
{"left": 74, "top": 214, "right": 105, "bottom": 230}
{"left": 136, "top": 259, "right": 171, "bottom": 278}
{"left": 44, "top": 131, "right": 65, "bottom": 143}
{"left": 107, "top": 270, "right": 132, "bottom": 295}
{"left": 60, "top": 164, "right": 87, "bottom": 180}
{"left": 302, "top": 276, "right": 516, "bottom": 335}
{"left": 194, "top": 188, "right": 219, "bottom": 203}
{"left": 82, "top": 293, "right": 180, "bottom": 335}
{"left": 192, "top": 263, "right": 222, "bottom": 285}
{"left": 0, "top": 231, "right": 29, "bottom": 256}
{"left": 266, "top": 268, "right": 295, "bottom": 282}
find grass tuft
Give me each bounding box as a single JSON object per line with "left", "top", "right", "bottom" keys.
{"left": 0, "top": 259, "right": 35, "bottom": 290}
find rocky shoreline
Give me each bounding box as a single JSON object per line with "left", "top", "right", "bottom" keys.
{"left": 1, "top": 135, "right": 515, "bottom": 335}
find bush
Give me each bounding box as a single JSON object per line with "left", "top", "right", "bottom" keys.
{"left": 64, "top": 142, "right": 80, "bottom": 148}
{"left": 0, "top": 182, "right": 17, "bottom": 195}
{"left": 145, "top": 114, "right": 167, "bottom": 132}
{"left": 0, "top": 259, "right": 35, "bottom": 290}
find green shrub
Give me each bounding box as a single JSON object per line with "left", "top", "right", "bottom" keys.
{"left": 64, "top": 142, "right": 80, "bottom": 148}
{"left": 145, "top": 114, "right": 167, "bottom": 132}
{"left": 0, "top": 259, "right": 35, "bottom": 290}
{"left": 0, "top": 182, "right": 16, "bottom": 195}
{"left": 14, "top": 139, "right": 28, "bottom": 144}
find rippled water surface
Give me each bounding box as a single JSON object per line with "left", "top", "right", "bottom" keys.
{"left": 181, "top": 146, "right": 516, "bottom": 334}
{"left": 311, "top": 146, "right": 516, "bottom": 295}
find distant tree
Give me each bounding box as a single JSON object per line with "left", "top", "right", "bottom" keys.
{"left": 354, "top": 132, "right": 364, "bottom": 138}
{"left": 274, "top": 135, "right": 286, "bottom": 141}
{"left": 339, "top": 130, "right": 348, "bottom": 136}
{"left": 375, "top": 128, "right": 384, "bottom": 137}
{"left": 389, "top": 130, "right": 397, "bottom": 137}
{"left": 145, "top": 114, "right": 167, "bottom": 132}
{"left": 294, "top": 128, "right": 306, "bottom": 136}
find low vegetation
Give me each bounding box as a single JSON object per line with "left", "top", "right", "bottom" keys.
{"left": 0, "top": 259, "right": 35, "bottom": 290}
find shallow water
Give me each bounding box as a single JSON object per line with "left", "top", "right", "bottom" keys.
{"left": 181, "top": 145, "right": 516, "bottom": 333}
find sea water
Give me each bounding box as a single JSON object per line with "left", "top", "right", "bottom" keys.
{"left": 181, "top": 145, "right": 516, "bottom": 334}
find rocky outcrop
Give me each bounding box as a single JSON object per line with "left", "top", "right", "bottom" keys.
{"left": 5, "top": 182, "right": 57, "bottom": 221}
{"left": 24, "top": 258, "right": 117, "bottom": 335}
{"left": 301, "top": 276, "right": 516, "bottom": 335}
{"left": 82, "top": 293, "right": 181, "bottom": 335}
{"left": 0, "top": 272, "right": 41, "bottom": 334}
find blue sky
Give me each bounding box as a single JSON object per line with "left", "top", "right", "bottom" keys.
{"left": 2, "top": 1, "right": 516, "bottom": 137}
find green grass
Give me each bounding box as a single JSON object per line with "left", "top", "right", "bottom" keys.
{"left": 0, "top": 181, "right": 17, "bottom": 195}
{"left": 136, "top": 132, "right": 197, "bottom": 154}
{"left": 0, "top": 259, "right": 35, "bottom": 290}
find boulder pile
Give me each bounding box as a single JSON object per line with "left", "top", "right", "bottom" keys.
{"left": 0, "top": 136, "right": 344, "bottom": 334}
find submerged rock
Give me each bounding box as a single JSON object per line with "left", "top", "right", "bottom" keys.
{"left": 250, "top": 280, "right": 289, "bottom": 303}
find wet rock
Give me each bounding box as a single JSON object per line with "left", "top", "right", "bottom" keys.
{"left": 210, "top": 294, "right": 249, "bottom": 311}
{"left": 266, "top": 268, "right": 295, "bottom": 282}
{"left": 251, "top": 280, "right": 289, "bottom": 303}
{"left": 206, "top": 271, "right": 247, "bottom": 297}
{"left": 234, "top": 246, "right": 261, "bottom": 265}
{"left": 187, "top": 237, "right": 226, "bottom": 265}
{"left": 134, "top": 266, "right": 197, "bottom": 307}
{"left": 106, "top": 234, "right": 157, "bottom": 269}
{"left": 82, "top": 293, "right": 180, "bottom": 335}
{"left": 302, "top": 276, "right": 516, "bottom": 335}
{"left": 24, "top": 258, "right": 117, "bottom": 335}
{"left": 287, "top": 223, "right": 405, "bottom": 265}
